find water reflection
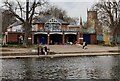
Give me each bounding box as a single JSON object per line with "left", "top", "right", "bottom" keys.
{"left": 1, "top": 55, "right": 120, "bottom": 79}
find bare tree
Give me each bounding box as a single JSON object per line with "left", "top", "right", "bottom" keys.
{"left": 2, "top": 10, "right": 16, "bottom": 33}
{"left": 3, "top": 0, "right": 48, "bottom": 46}
{"left": 92, "top": 0, "right": 120, "bottom": 45}
{"left": 41, "top": 5, "right": 77, "bottom": 25}
{"left": 41, "top": 5, "right": 66, "bottom": 20}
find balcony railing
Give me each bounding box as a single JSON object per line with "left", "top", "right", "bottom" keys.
{"left": 32, "top": 28, "right": 80, "bottom": 32}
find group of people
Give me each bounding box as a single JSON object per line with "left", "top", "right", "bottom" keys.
{"left": 40, "top": 46, "right": 49, "bottom": 55}
{"left": 38, "top": 41, "right": 87, "bottom": 56}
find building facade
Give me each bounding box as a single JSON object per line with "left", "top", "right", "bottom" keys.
{"left": 32, "top": 15, "right": 97, "bottom": 45}
{"left": 32, "top": 15, "right": 81, "bottom": 45}
{"left": 4, "top": 12, "right": 97, "bottom": 45}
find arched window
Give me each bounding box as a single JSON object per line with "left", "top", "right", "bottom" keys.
{"left": 44, "top": 18, "right": 61, "bottom": 31}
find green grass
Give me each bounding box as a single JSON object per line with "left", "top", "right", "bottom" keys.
{"left": 96, "top": 42, "right": 116, "bottom": 47}
{"left": 1, "top": 43, "right": 36, "bottom": 48}
{"left": 98, "top": 43, "right": 120, "bottom": 47}
{"left": 103, "top": 44, "right": 115, "bottom": 47}
{"left": 2, "top": 44, "right": 23, "bottom": 47}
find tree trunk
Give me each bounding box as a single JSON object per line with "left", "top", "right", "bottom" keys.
{"left": 23, "top": 23, "right": 29, "bottom": 47}
{"left": 23, "top": 0, "right": 29, "bottom": 47}
{"left": 112, "top": 26, "right": 117, "bottom": 45}
{"left": 23, "top": 32, "right": 28, "bottom": 47}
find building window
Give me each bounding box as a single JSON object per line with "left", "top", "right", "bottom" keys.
{"left": 44, "top": 18, "right": 61, "bottom": 31}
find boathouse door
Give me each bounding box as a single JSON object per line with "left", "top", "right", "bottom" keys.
{"left": 83, "top": 34, "right": 90, "bottom": 44}
{"left": 39, "top": 34, "right": 47, "bottom": 44}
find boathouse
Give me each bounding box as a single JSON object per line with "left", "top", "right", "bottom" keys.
{"left": 32, "top": 15, "right": 79, "bottom": 45}
{"left": 32, "top": 15, "right": 97, "bottom": 45}
{"left": 3, "top": 11, "right": 98, "bottom": 45}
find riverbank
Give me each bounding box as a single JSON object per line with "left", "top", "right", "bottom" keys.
{"left": 1, "top": 52, "right": 120, "bottom": 59}
{"left": 1, "top": 45, "right": 120, "bottom": 58}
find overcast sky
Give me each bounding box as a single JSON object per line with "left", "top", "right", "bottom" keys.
{"left": 48, "top": 0, "right": 100, "bottom": 22}
{"left": 50, "top": 2, "right": 93, "bottom": 22}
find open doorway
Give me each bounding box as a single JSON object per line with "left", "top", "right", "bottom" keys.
{"left": 65, "top": 34, "right": 77, "bottom": 44}
{"left": 50, "top": 34, "right": 62, "bottom": 45}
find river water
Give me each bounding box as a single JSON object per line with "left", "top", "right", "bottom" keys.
{"left": 1, "top": 55, "right": 120, "bottom": 79}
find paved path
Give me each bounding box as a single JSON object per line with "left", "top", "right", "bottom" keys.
{"left": 0, "top": 45, "right": 120, "bottom": 58}
{"left": 48, "top": 45, "right": 119, "bottom": 53}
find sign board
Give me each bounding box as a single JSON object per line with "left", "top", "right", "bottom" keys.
{"left": 79, "top": 38, "right": 83, "bottom": 39}
{"left": 28, "top": 37, "right": 32, "bottom": 40}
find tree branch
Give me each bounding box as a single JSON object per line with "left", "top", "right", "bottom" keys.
{"left": 4, "top": 1, "right": 25, "bottom": 23}
{"left": 9, "top": 9, "right": 25, "bottom": 23}
{"left": 16, "top": 0, "right": 24, "bottom": 17}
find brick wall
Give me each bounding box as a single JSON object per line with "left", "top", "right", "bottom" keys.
{"left": 38, "top": 23, "right": 44, "bottom": 30}
{"left": 7, "top": 33, "right": 23, "bottom": 43}
{"left": 27, "top": 34, "right": 32, "bottom": 44}
{"left": 7, "top": 32, "right": 32, "bottom": 44}
{"left": 90, "top": 34, "right": 97, "bottom": 44}
{"left": 79, "top": 33, "right": 83, "bottom": 44}
{"left": 61, "top": 24, "right": 67, "bottom": 30}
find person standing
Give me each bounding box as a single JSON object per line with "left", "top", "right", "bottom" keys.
{"left": 41, "top": 47, "right": 44, "bottom": 55}
{"left": 44, "top": 46, "right": 48, "bottom": 55}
